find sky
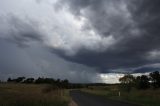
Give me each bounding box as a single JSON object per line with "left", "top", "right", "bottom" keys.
{"left": 0, "top": 0, "right": 160, "bottom": 83}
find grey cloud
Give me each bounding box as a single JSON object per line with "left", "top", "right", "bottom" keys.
{"left": 0, "top": 15, "right": 43, "bottom": 47}
{"left": 1, "top": 0, "right": 160, "bottom": 83}
{"left": 53, "top": 0, "right": 160, "bottom": 73}
{"left": 0, "top": 39, "right": 44, "bottom": 80}
{"left": 57, "top": 0, "right": 134, "bottom": 38}
{"left": 0, "top": 37, "right": 99, "bottom": 82}
{"left": 134, "top": 67, "right": 160, "bottom": 73}
{"left": 0, "top": 0, "right": 105, "bottom": 83}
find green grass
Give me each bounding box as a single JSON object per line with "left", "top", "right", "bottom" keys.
{"left": 0, "top": 83, "right": 70, "bottom": 106}
{"left": 82, "top": 86, "right": 160, "bottom": 106}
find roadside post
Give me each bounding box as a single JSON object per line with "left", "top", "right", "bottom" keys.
{"left": 119, "top": 91, "right": 121, "bottom": 97}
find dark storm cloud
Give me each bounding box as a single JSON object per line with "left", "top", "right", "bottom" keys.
{"left": 1, "top": 0, "right": 160, "bottom": 84}
{"left": 1, "top": 15, "right": 43, "bottom": 47}
{"left": 53, "top": 0, "right": 160, "bottom": 73}
{"left": 134, "top": 67, "right": 160, "bottom": 73}
{"left": 0, "top": 38, "right": 45, "bottom": 80}
{"left": 56, "top": 0, "right": 133, "bottom": 38}
{"left": 0, "top": 14, "right": 99, "bottom": 82}
{"left": 0, "top": 0, "right": 114, "bottom": 83}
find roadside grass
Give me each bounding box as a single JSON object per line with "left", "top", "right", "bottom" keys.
{"left": 0, "top": 83, "right": 70, "bottom": 106}
{"left": 82, "top": 86, "right": 160, "bottom": 106}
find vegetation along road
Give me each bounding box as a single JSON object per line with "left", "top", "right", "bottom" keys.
{"left": 70, "top": 90, "right": 139, "bottom": 106}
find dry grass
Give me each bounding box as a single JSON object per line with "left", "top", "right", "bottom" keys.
{"left": 82, "top": 86, "right": 160, "bottom": 106}
{"left": 0, "top": 83, "right": 69, "bottom": 106}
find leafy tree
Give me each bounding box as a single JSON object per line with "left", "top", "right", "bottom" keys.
{"left": 7, "top": 77, "right": 25, "bottom": 83}
{"left": 7, "top": 77, "right": 12, "bottom": 82}
{"left": 15, "top": 77, "right": 25, "bottom": 83}
{"left": 61, "top": 79, "right": 69, "bottom": 88}
{"left": 35, "top": 77, "right": 56, "bottom": 84}
{"left": 135, "top": 75, "right": 150, "bottom": 89}
{"left": 23, "top": 78, "right": 34, "bottom": 83}
{"left": 35, "top": 77, "right": 45, "bottom": 84}
{"left": 119, "top": 74, "right": 135, "bottom": 92}
{"left": 149, "top": 71, "right": 160, "bottom": 88}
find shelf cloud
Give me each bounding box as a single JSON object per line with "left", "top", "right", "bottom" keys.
{"left": 0, "top": 0, "right": 160, "bottom": 83}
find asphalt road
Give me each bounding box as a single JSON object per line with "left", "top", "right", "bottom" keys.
{"left": 70, "top": 90, "right": 139, "bottom": 106}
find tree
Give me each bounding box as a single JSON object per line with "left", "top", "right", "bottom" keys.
{"left": 35, "top": 77, "right": 44, "bottom": 84}
{"left": 149, "top": 71, "right": 160, "bottom": 88}
{"left": 7, "top": 77, "right": 12, "bottom": 82}
{"left": 119, "top": 74, "right": 135, "bottom": 84}
{"left": 7, "top": 77, "right": 25, "bottom": 83}
{"left": 135, "top": 75, "right": 150, "bottom": 89}
{"left": 119, "top": 74, "right": 135, "bottom": 92}
{"left": 23, "top": 78, "right": 34, "bottom": 83}
{"left": 61, "top": 79, "right": 69, "bottom": 88}
{"left": 35, "top": 77, "right": 56, "bottom": 84}
{"left": 15, "top": 77, "right": 25, "bottom": 83}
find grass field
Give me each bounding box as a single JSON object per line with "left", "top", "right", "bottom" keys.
{"left": 82, "top": 85, "right": 160, "bottom": 106}
{"left": 0, "top": 83, "right": 70, "bottom": 106}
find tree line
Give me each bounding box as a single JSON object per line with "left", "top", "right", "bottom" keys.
{"left": 7, "top": 77, "right": 90, "bottom": 89}
{"left": 6, "top": 77, "right": 112, "bottom": 89}
{"left": 7, "top": 77, "right": 70, "bottom": 88}
{"left": 119, "top": 71, "right": 160, "bottom": 91}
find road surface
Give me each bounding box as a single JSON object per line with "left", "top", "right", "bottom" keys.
{"left": 70, "top": 90, "right": 139, "bottom": 106}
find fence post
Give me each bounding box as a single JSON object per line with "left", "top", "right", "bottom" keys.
{"left": 119, "top": 91, "right": 121, "bottom": 97}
